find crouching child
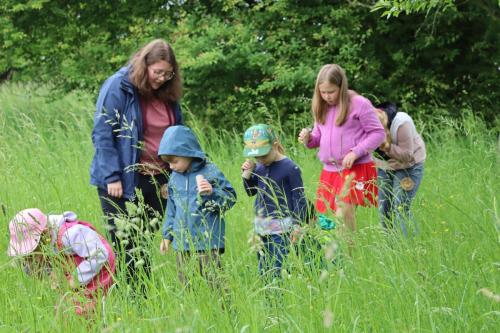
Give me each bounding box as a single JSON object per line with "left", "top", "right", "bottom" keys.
{"left": 7, "top": 209, "right": 115, "bottom": 316}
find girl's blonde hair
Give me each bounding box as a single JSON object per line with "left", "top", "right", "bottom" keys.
{"left": 311, "top": 64, "right": 350, "bottom": 126}
{"left": 374, "top": 108, "right": 391, "bottom": 150}
{"left": 128, "top": 39, "right": 182, "bottom": 103}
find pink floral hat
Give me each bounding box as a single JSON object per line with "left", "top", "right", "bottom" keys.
{"left": 7, "top": 208, "right": 47, "bottom": 256}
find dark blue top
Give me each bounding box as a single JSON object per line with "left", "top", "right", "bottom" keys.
{"left": 243, "top": 157, "right": 307, "bottom": 223}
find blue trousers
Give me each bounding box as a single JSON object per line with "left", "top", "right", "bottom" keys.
{"left": 258, "top": 234, "right": 290, "bottom": 280}
{"left": 377, "top": 163, "right": 424, "bottom": 236}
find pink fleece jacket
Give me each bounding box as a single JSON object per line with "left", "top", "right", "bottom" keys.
{"left": 307, "top": 94, "right": 385, "bottom": 172}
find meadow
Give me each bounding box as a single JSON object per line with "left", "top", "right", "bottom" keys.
{"left": 0, "top": 84, "right": 498, "bottom": 332}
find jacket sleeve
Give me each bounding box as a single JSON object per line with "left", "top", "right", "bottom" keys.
{"left": 289, "top": 165, "right": 308, "bottom": 223}
{"left": 173, "top": 102, "right": 184, "bottom": 125}
{"left": 387, "top": 122, "right": 414, "bottom": 163}
{"left": 162, "top": 185, "right": 175, "bottom": 241}
{"left": 200, "top": 167, "right": 237, "bottom": 214}
{"left": 61, "top": 225, "right": 109, "bottom": 286}
{"left": 243, "top": 174, "right": 258, "bottom": 197}
{"left": 92, "top": 76, "right": 126, "bottom": 184}
{"left": 306, "top": 122, "right": 321, "bottom": 148}
{"left": 351, "top": 99, "right": 386, "bottom": 158}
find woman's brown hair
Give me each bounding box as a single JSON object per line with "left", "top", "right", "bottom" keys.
{"left": 128, "top": 39, "right": 182, "bottom": 103}
{"left": 311, "top": 64, "right": 350, "bottom": 126}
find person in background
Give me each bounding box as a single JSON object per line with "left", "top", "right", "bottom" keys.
{"left": 90, "top": 39, "right": 183, "bottom": 286}
{"left": 241, "top": 124, "right": 308, "bottom": 280}
{"left": 298, "top": 64, "right": 385, "bottom": 247}
{"left": 7, "top": 208, "right": 115, "bottom": 316}
{"left": 374, "top": 102, "right": 426, "bottom": 236}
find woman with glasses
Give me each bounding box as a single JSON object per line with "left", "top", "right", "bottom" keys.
{"left": 90, "top": 39, "right": 183, "bottom": 290}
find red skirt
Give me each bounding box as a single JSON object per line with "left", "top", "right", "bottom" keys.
{"left": 316, "top": 161, "right": 378, "bottom": 213}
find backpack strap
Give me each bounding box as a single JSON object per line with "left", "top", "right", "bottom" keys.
{"left": 56, "top": 216, "right": 97, "bottom": 250}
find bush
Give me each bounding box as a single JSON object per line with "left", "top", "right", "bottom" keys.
{"left": 1, "top": 1, "right": 499, "bottom": 130}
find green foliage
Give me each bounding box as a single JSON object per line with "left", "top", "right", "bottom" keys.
{"left": 0, "top": 1, "right": 499, "bottom": 128}
{"left": 175, "top": 1, "right": 382, "bottom": 127}
{"left": 372, "top": 0, "right": 455, "bottom": 18}
{"left": 0, "top": 0, "right": 179, "bottom": 89}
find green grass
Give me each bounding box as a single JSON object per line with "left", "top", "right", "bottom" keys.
{"left": 0, "top": 84, "right": 498, "bottom": 332}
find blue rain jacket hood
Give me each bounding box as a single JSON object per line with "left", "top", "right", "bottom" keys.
{"left": 158, "top": 125, "right": 206, "bottom": 171}
{"left": 158, "top": 126, "right": 236, "bottom": 251}
{"left": 89, "top": 66, "right": 183, "bottom": 199}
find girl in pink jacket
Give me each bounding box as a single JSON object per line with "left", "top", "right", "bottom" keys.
{"left": 299, "top": 64, "right": 385, "bottom": 236}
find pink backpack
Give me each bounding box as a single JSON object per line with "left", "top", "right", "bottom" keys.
{"left": 57, "top": 220, "right": 115, "bottom": 297}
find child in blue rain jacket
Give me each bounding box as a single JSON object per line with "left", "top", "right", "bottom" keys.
{"left": 157, "top": 125, "right": 236, "bottom": 284}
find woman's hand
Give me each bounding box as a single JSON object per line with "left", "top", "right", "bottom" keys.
{"left": 160, "top": 239, "right": 171, "bottom": 254}
{"left": 342, "top": 151, "right": 358, "bottom": 169}
{"left": 298, "top": 128, "right": 312, "bottom": 145}
{"left": 160, "top": 184, "right": 168, "bottom": 199}
{"left": 107, "top": 181, "right": 123, "bottom": 198}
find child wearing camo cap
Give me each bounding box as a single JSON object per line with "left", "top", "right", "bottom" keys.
{"left": 241, "top": 124, "right": 309, "bottom": 279}
{"left": 7, "top": 208, "right": 115, "bottom": 316}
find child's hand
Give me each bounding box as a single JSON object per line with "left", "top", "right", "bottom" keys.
{"left": 160, "top": 239, "right": 171, "bottom": 254}
{"left": 298, "top": 128, "right": 311, "bottom": 145}
{"left": 197, "top": 178, "right": 213, "bottom": 196}
{"left": 342, "top": 151, "right": 357, "bottom": 169}
{"left": 50, "top": 270, "right": 60, "bottom": 290}
{"left": 241, "top": 159, "right": 256, "bottom": 172}
{"left": 68, "top": 275, "right": 76, "bottom": 289}
{"left": 380, "top": 141, "right": 391, "bottom": 152}
{"left": 290, "top": 227, "right": 303, "bottom": 244}
{"left": 67, "top": 274, "right": 80, "bottom": 291}
{"left": 241, "top": 159, "right": 256, "bottom": 179}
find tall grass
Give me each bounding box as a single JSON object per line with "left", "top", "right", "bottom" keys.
{"left": 0, "top": 84, "right": 498, "bottom": 332}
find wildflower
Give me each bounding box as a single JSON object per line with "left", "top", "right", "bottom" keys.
{"left": 325, "top": 240, "right": 338, "bottom": 261}
{"left": 149, "top": 218, "right": 159, "bottom": 227}
{"left": 323, "top": 309, "right": 333, "bottom": 328}
{"left": 478, "top": 288, "right": 500, "bottom": 302}
{"left": 319, "top": 270, "right": 329, "bottom": 283}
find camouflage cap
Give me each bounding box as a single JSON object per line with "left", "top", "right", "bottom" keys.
{"left": 242, "top": 124, "right": 277, "bottom": 157}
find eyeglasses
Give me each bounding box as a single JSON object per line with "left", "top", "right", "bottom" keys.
{"left": 152, "top": 69, "right": 175, "bottom": 80}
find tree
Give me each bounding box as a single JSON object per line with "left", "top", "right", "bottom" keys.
{"left": 1, "top": 0, "right": 498, "bottom": 128}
